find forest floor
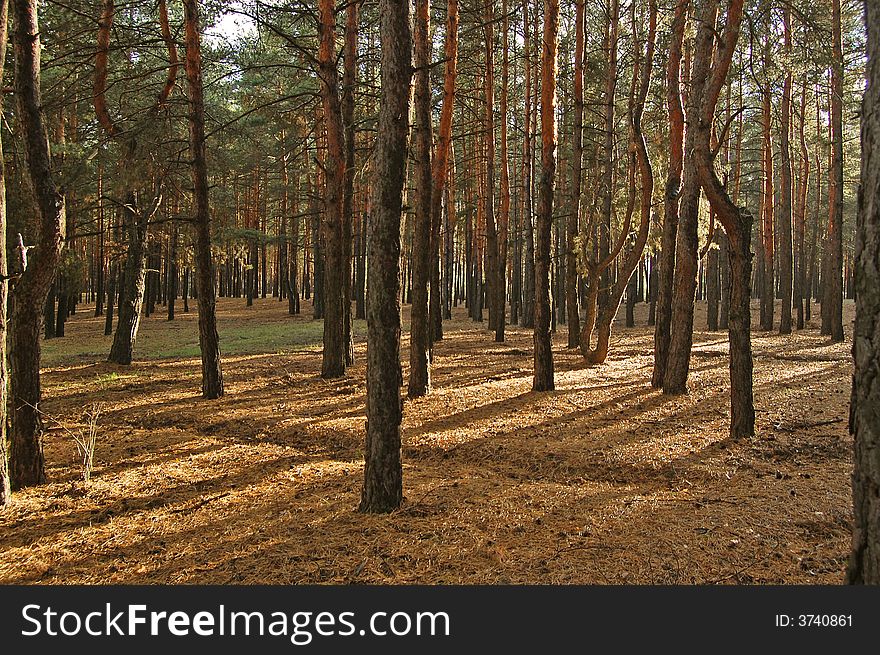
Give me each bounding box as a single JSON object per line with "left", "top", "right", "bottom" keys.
{"left": 0, "top": 297, "right": 854, "bottom": 584}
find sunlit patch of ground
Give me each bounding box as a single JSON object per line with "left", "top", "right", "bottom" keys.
{"left": 0, "top": 297, "right": 853, "bottom": 584}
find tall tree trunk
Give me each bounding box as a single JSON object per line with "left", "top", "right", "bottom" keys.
{"left": 848, "top": 0, "right": 880, "bottom": 582}
{"left": 795, "top": 81, "right": 810, "bottom": 330}
{"left": 759, "top": 15, "right": 775, "bottom": 332}
{"left": 652, "top": 0, "right": 687, "bottom": 388}
{"left": 521, "top": 0, "right": 535, "bottom": 329}
{"left": 566, "top": 0, "right": 585, "bottom": 348}
{"left": 433, "top": 0, "right": 458, "bottom": 335}
{"left": 533, "top": 0, "right": 559, "bottom": 392}
{"left": 318, "top": 0, "right": 346, "bottom": 378}
{"left": 692, "top": 0, "right": 754, "bottom": 439}
{"left": 663, "top": 0, "right": 706, "bottom": 395}
{"left": 597, "top": 0, "right": 619, "bottom": 316}
{"left": 9, "top": 0, "right": 66, "bottom": 489}
{"left": 0, "top": 0, "right": 9, "bottom": 506}
{"left": 498, "top": 0, "right": 511, "bottom": 342}
{"left": 359, "top": 0, "right": 411, "bottom": 514}
{"left": 824, "top": 0, "right": 845, "bottom": 342}
{"left": 342, "top": 0, "right": 357, "bottom": 366}
{"left": 408, "top": 0, "right": 432, "bottom": 397}
{"left": 483, "top": 1, "right": 502, "bottom": 341}
{"left": 582, "top": 0, "right": 656, "bottom": 365}
{"left": 778, "top": 5, "right": 793, "bottom": 335}
{"left": 183, "top": 0, "right": 223, "bottom": 399}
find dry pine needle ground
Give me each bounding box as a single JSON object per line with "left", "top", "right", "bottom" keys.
{"left": 0, "top": 298, "right": 854, "bottom": 584}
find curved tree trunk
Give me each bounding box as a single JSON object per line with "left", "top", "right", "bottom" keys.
{"left": 692, "top": 0, "right": 753, "bottom": 439}
{"left": 583, "top": 0, "right": 656, "bottom": 366}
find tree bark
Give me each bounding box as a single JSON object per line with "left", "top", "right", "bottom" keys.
{"left": 9, "top": 0, "right": 67, "bottom": 489}
{"left": 692, "top": 0, "right": 754, "bottom": 439}
{"left": 0, "top": 0, "right": 9, "bottom": 506}
{"left": 521, "top": 0, "right": 535, "bottom": 329}
{"left": 183, "top": 0, "right": 223, "bottom": 399}
{"left": 566, "top": 0, "right": 585, "bottom": 348}
{"left": 342, "top": 0, "right": 357, "bottom": 366}
{"left": 848, "top": 0, "right": 880, "bottom": 582}
{"left": 652, "top": 0, "right": 687, "bottom": 388}
{"left": 824, "top": 0, "right": 845, "bottom": 342}
{"left": 318, "top": 0, "right": 347, "bottom": 378}
{"left": 359, "top": 0, "right": 410, "bottom": 514}
{"left": 483, "top": 1, "right": 502, "bottom": 342}
{"left": 408, "top": 0, "right": 432, "bottom": 397}
{"left": 759, "top": 19, "right": 774, "bottom": 332}
{"left": 533, "top": 0, "right": 558, "bottom": 392}
{"left": 582, "top": 0, "right": 656, "bottom": 365}
{"left": 431, "top": 0, "right": 458, "bottom": 337}
{"left": 778, "top": 6, "right": 793, "bottom": 334}
{"left": 663, "top": 0, "right": 707, "bottom": 396}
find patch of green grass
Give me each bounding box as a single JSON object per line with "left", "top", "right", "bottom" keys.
{"left": 94, "top": 371, "right": 139, "bottom": 387}
{"left": 155, "top": 319, "right": 339, "bottom": 359}
{"left": 41, "top": 303, "right": 367, "bottom": 367}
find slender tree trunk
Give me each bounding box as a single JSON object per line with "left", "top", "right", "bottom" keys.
{"left": 598, "top": 0, "right": 619, "bottom": 316}
{"left": 824, "top": 0, "right": 845, "bottom": 342}
{"left": 652, "top": 0, "right": 687, "bottom": 388}
{"left": 778, "top": 6, "right": 793, "bottom": 335}
{"left": 430, "top": 0, "right": 458, "bottom": 342}
{"left": 692, "top": 0, "right": 754, "bottom": 438}
{"left": 359, "top": 0, "right": 410, "bottom": 514}
{"left": 342, "top": 0, "right": 357, "bottom": 366}
{"left": 566, "top": 0, "right": 585, "bottom": 348}
{"left": 318, "top": 0, "right": 346, "bottom": 378}
{"left": 533, "top": 0, "right": 558, "bottom": 392}
{"left": 183, "top": 0, "right": 223, "bottom": 399}
{"left": 408, "top": 0, "right": 432, "bottom": 397}
{"left": 848, "top": 0, "right": 880, "bottom": 582}
{"left": 582, "top": 0, "right": 656, "bottom": 365}
{"left": 521, "top": 0, "right": 535, "bottom": 329}
{"left": 663, "top": 0, "right": 706, "bottom": 395}
{"left": 760, "top": 20, "right": 775, "bottom": 332}
{"left": 498, "top": 0, "right": 511, "bottom": 342}
{"left": 0, "top": 0, "right": 10, "bottom": 507}
{"left": 9, "top": 0, "right": 66, "bottom": 489}
{"left": 483, "top": 2, "right": 502, "bottom": 341}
